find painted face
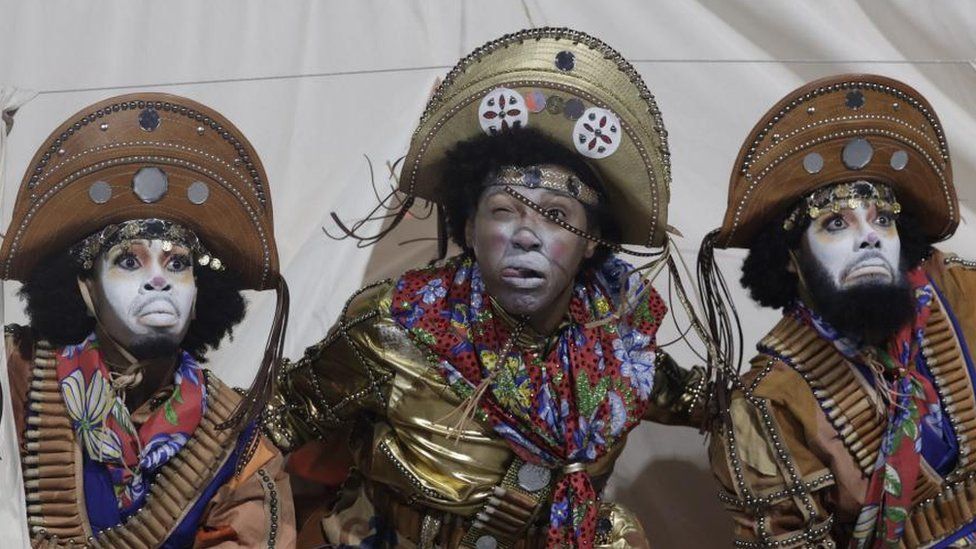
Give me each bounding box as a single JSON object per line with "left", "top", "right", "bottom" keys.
{"left": 467, "top": 169, "right": 597, "bottom": 319}
{"left": 87, "top": 239, "right": 197, "bottom": 355}
{"left": 800, "top": 202, "right": 901, "bottom": 290}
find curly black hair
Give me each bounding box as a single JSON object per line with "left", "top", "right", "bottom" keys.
{"left": 437, "top": 127, "right": 621, "bottom": 267}
{"left": 19, "top": 249, "right": 246, "bottom": 361}
{"left": 740, "top": 208, "right": 932, "bottom": 310}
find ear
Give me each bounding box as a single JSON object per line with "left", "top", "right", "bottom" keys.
{"left": 78, "top": 276, "right": 99, "bottom": 318}
{"left": 786, "top": 249, "right": 799, "bottom": 274}
{"left": 464, "top": 216, "right": 476, "bottom": 249}
{"left": 583, "top": 238, "right": 598, "bottom": 259}
{"left": 583, "top": 218, "right": 600, "bottom": 258}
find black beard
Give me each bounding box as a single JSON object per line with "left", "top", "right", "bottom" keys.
{"left": 800, "top": 255, "right": 916, "bottom": 345}
{"left": 127, "top": 336, "right": 180, "bottom": 360}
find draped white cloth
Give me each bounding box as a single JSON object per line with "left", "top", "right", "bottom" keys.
{"left": 0, "top": 85, "right": 36, "bottom": 549}
{"left": 1, "top": 1, "right": 974, "bottom": 546}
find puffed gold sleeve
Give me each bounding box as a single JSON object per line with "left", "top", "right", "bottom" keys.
{"left": 263, "top": 281, "right": 397, "bottom": 452}
{"left": 643, "top": 351, "right": 708, "bottom": 426}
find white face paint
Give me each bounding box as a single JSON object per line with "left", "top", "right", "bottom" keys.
{"left": 466, "top": 172, "right": 596, "bottom": 327}
{"left": 87, "top": 239, "right": 197, "bottom": 353}
{"left": 801, "top": 202, "right": 901, "bottom": 289}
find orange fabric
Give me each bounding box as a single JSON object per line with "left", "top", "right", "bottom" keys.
{"left": 226, "top": 436, "right": 277, "bottom": 491}
{"left": 286, "top": 438, "right": 353, "bottom": 487}
{"left": 194, "top": 525, "right": 238, "bottom": 547}
{"left": 196, "top": 435, "right": 297, "bottom": 548}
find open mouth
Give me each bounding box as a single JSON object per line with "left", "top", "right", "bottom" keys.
{"left": 500, "top": 266, "right": 546, "bottom": 289}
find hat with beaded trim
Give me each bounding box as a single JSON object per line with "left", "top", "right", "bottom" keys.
{"left": 713, "top": 73, "right": 955, "bottom": 249}
{"left": 400, "top": 27, "right": 673, "bottom": 248}
{"left": 0, "top": 92, "right": 279, "bottom": 291}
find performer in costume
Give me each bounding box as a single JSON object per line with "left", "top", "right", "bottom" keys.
{"left": 264, "top": 28, "right": 706, "bottom": 548}
{"left": 699, "top": 74, "right": 976, "bottom": 547}
{"left": 2, "top": 93, "right": 295, "bottom": 547}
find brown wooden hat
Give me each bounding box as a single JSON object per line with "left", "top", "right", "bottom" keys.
{"left": 400, "top": 28, "right": 673, "bottom": 247}
{"left": 714, "top": 74, "right": 956, "bottom": 249}
{"left": 0, "top": 93, "right": 279, "bottom": 290}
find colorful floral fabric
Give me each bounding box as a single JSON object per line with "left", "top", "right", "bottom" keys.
{"left": 391, "top": 255, "right": 665, "bottom": 548}
{"left": 57, "top": 333, "right": 206, "bottom": 509}
{"left": 791, "top": 269, "right": 939, "bottom": 548}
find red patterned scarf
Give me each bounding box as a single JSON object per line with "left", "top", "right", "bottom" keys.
{"left": 392, "top": 255, "right": 665, "bottom": 548}
{"left": 56, "top": 334, "right": 206, "bottom": 509}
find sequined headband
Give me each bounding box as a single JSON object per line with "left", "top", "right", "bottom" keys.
{"left": 487, "top": 165, "right": 600, "bottom": 206}
{"left": 70, "top": 218, "right": 223, "bottom": 272}
{"left": 783, "top": 180, "right": 902, "bottom": 231}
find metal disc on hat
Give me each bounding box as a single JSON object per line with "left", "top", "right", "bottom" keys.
{"left": 138, "top": 107, "right": 161, "bottom": 132}
{"left": 132, "top": 167, "right": 169, "bottom": 203}
{"left": 517, "top": 462, "right": 551, "bottom": 492}
{"left": 555, "top": 50, "right": 575, "bottom": 71}
{"left": 88, "top": 181, "right": 113, "bottom": 204}
{"left": 802, "top": 152, "right": 824, "bottom": 174}
{"left": 841, "top": 138, "right": 874, "bottom": 170}
{"left": 890, "top": 150, "right": 909, "bottom": 171}
{"left": 187, "top": 181, "right": 210, "bottom": 204}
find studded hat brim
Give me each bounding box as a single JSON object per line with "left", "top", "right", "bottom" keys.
{"left": 400, "top": 28, "right": 673, "bottom": 248}
{"left": 0, "top": 93, "right": 279, "bottom": 289}
{"left": 715, "top": 74, "right": 956, "bottom": 249}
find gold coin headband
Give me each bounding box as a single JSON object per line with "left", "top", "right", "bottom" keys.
{"left": 782, "top": 180, "right": 901, "bottom": 231}
{"left": 487, "top": 165, "right": 600, "bottom": 206}
{"left": 70, "top": 218, "right": 222, "bottom": 272}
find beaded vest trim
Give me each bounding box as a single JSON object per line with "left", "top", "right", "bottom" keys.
{"left": 755, "top": 286, "right": 976, "bottom": 547}
{"left": 25, "top": 341, "right": 242, "bottom": 548}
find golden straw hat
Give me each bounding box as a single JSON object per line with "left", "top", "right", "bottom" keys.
{"left": 400, "top": 27, "right": 673, "bottom": 247}
{"left": 0, "top": 93, "right": 279, "bottom": 290}
{"left": 715, "top": 73, "right": 955, "bottom": 248}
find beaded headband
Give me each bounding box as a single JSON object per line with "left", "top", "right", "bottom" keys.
{"left": 70, "top": 218, "right": 223, "bottom": 272}
{"left": 487, "top": 165, "right": 600, "bottom": 206}
{"left": 783, "top": 180, "right": 901, "bottom": 231}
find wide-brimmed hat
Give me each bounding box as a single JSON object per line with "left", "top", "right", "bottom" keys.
{"left": 714, "top": 73, "right": 955, "bottom": 248}
{"left": 0, "top": 93, "right": 279, "bottom": 290}
{"left": 400, "top": 27, "right": 673, "bottom": 247}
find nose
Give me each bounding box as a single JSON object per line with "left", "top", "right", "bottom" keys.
{"left": 143, "top": 275, "right": 171, "bottom": 292}
{"left": 858, "top": 230, "right": 881, "bottom": 250}
{"left": 511, "top": 227, "right": 542, "bottom": 252}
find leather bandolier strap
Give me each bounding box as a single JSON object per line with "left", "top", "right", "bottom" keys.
{"left": 459, "top": 457, "right": 554, "bottom": 549}
{"left": 26, "top": 339, "right": 245, "bottom": 548}
{"left": 753, "top": 283, "right": 976, "bottom": 548}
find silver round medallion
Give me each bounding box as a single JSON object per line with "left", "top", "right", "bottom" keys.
{"left": 517, "top": 463, "right": 551, "bottom": 492}
{"left": 187, "top": 181, "right": 210, "bottom": 205}
{"left": 890, "top": 150, "right": 909, "bottom": 171}
{"left": 802, "top": 152, "right": 824, "bottom": 174}
{"left": 132, "top": 167, "right": 169, "bottom": 203}
{"left": 475, "top": 535, "right": 498, "bottom": 549}
{"left": 841, "top": 137, "right": 874, "bottom": 170}
{"left": 88, "top": 180, "right": 112, "bottom": 204}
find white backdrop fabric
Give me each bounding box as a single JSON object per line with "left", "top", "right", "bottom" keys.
{"left": 1, "top": 1, "right": 974, "bottom": 546}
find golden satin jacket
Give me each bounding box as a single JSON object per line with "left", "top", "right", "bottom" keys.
{"left": 265, "top": 279, "right": 704, "bottom": 548}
